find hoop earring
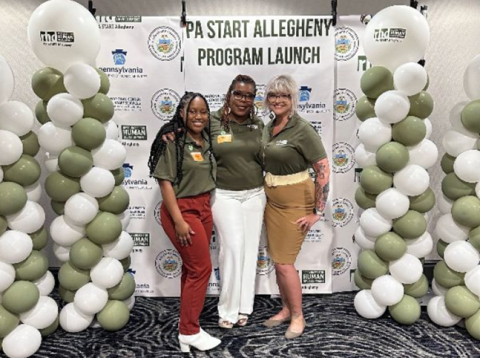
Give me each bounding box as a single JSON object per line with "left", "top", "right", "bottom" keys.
{"left": 227, "top": 107, "right": 231, "bottom": 115}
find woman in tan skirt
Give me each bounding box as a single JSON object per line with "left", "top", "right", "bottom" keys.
{"left": 261, "top": 75, "right": 330, "bottom": 339}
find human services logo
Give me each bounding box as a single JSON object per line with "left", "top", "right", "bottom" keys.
{"left": 334, "top": 88, "right": 357, "bottom": 121}
{"left": 334, "top": 26, "right": 359, "bottom": 61}
{"left": 148, "top": 26, "right": 181, "bottom": 61}
{"left": 151, "top": 88, "right": 181, "bottom": 121}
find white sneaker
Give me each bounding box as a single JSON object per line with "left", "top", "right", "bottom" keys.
{"left": 178, "top": 328, "right": 221, "bottom": 353}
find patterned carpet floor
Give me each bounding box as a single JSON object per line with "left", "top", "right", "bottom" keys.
{"left": 2, "top": 292, "right": 480, "bottom": 358}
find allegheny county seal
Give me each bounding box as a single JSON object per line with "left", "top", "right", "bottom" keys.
{"left": 256, "top": 246, "right": 274, "bottom": 275}
{"left": 332, "top": 142, "right": 355, "bottom": 174}
{"left": 334, "top": 88, "right": 357, "bottom": 121}
{"left": 335, "top": 26, "right": 359, "bottom": 61}
{"left": 332, "top": 198, "right": 354, "bottom": 228}
{"left": 151, "top": 88, "right": 181, "bottom": 121}
{"left": 155, "top": 249, "right": 182, "bottom": 279}
{"left": 255, "top": 84, "right": 268, "bottom": 116}
{"left": 148, "top": 26, "right": 181, "bottom": 61}
{"left": 332, "top": 247, "right": 352, "bottom": 276}
{"left": 154, "top": 201, "right": 162, "bottom": 226}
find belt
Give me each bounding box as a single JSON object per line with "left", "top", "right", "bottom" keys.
{"left": 264, "top": 170, "right": 309, "bottom": 187}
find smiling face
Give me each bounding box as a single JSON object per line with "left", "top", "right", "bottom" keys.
{"left": 184, "top": 96, "right": 209, "bottom": 135}
{"left": 228, "top": 82, "right": 256, "bottom": 121}
{"left": 267, "top": 90, "right": 293, "bottom": 120}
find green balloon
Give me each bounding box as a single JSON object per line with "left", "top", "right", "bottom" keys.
{"left": 409, "top": 188, "right": 436, "bottom": 213}
{"left": 469, "top": 226, "right": 480, "bottom": 251}
{"left": 2, "top": 281, "right": 39, "bottom": 314}
{"left": 31, "top": 67, "right": 66, "bottom": 101}
{"left": 0, "top": 182, "right": 28, "bottom": 216}
{"left": 441, "top": 173, "right": 475, "bottom": 201}
{"left": 434, "top": 260, "right": 465, "bottom": 288}
{"left": 360, "top": 66, "right": 394, "bottom": 99}
{"left": 476, "top": 138, "right": 480, "bottom": 151}
{"left": 461, "top": 100, "right": 480, "bottom": 133}
{"left": 82, "top": 94, "right": 114, "bottom": 123}
{"left": 51, "top": 200, "right": 65, "bottom": 215}
{"left": 20, "top": 131, "right": 40, "bottom": 157}
{"left": 466, "top": 309, "right": 480, "bottom": 340}
{"left": 355, "top": 96, "right": 376, "bottom": 122}
{"left": 58, "top": 262, "right": 90, "bottom": 291}
{"left": 69, "top": 238, "right": 103, "bottom": 270}
{"left": 357, "top": 249, "right": 388, "bottom": 279}
{"left": 436, "top": 240, "right": 449, "bottom": 259}
{"left": 30, "top": 226, "right": 48, "bottom": 251}
{"left": 393, "top": 210, "right": 427, "bottom": 239}
{"left": 374, "top": 232, "right": 407, "bottom": 261}
{"left": 86, "top": 212, "right": 123, "bottom": 245}
{"left": 97, "top": 300, "right": 130, "bottom": 331}
{"left": 0, "top": 305, "right": 20, "bottom": 338}
{"left": 440, "top": 153, "right": 456, "bottom": 174}
{"left": 34, "top": 100, "right": 51, "bottom": 125}
{"left": 445, "top": 286, "right": 480, "bottom": 318}
{"left": 404, "top": 274, "right": 429, "bottom": 298}
{"left": 13, "top": 250, "right": 48, "bottom": 281}
{"left": 392, "top": 116, "right": 426, "bottom": 146}
{"left": 58, "top": 285, "right": 76, "bottom": 303}
{"left": 452, "top": 195, "right": 480, "bottom": 228}
{"left": 3, "top": 154, "right": 41, "bottom": 186}
{"left": 0, "top": 216, "right": 7, "bottom": 235}
{"left": 111, "top": 168, "right": 125, "bottom": 186}
{"left": 354, "top": 269, "right": 374, "bottom": 289}
{"left": 408, "top": 91, "right": 434, "bottom": 119}
{"left": 98, "top": 186, "right": 130, "bottom": 215}
{"left": 96, "top": 69, "right": 110, "bottom": 95}
{"left": 360, "top": 165, "right": 393, "bottom": 195}
{"left": 39, "top": 317, "right": 59, "bottom": 337}
{"left": 108, "top": 273, "right": 135, "bottom": 301}
{"left": 375, "top": 142, "right": 409, "bottom": 173}
{"left": 45, "top": 172, "right": 80, "bottom": 202}
{"left": 389, "top": 295, "right": 421, "bottom": 325}
{"left": 120, "top": 256, "right": 131, "bottom": 272}
{"left": 58, "top": 146, "right": 93, "bottom": 178}
{"left": 355, "top": 187, "right": 377, "bottom": 210}
{"left": 72, "top": 117, "right": 106, "bottom": 151}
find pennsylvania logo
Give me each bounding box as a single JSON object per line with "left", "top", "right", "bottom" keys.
{"left": 112, "top": 49, "right": 127, "bottom": 65}
{"left": 99, "top": 49, "right": 144, "bottom": 77}
{"left": 334, "top": 88, "right": 357, "bottom": 121}
{"left": 256, "top": 246, "right": 274, "bottom": 275}
{"left": 373, "top": 28, "right": 407, "bottom": 42}
{"left": 151, "top": 88, "right": 181, "bottom": 121}
{"left": 302, "top": 270, "right": 325, "bottom": 284}
{"left": 155, "top": 249, "right": 182, "bottom": 279}
{"left": 123, "top": 163, "right": 133, "bottom": 178}
{"left": 255, "top": 84, "right": 268, "bottom": 116}
{"left": 332, "top": 198, "right": 354, "bottom": 228}
{"left": 332, "top": 142, "right": 355, "bottom": 174}
{"left": 332, "top": 247, "right": 352, "bottom": 276}
{"left": 148, "top": 26, "right": 181, "bottom": 61}
{"left": 297, "top": 86, "right": 328, "bottom": 114}
{"left": 335, "top": 27, "right": 359, "bottom": 61}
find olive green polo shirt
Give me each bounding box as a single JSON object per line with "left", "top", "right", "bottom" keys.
{"left": 210, "top": 109, "right": 264, "bottom": 191}
{"left": 153, "top": 135, "right": 216, "bottom": 198}
{"left": 262, "top": 112, "right": 326, "bottom": 175}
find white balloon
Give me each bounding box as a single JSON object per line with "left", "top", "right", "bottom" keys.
{"left": 393, "top": 62, "right": 428, "bottom": 96}
{"left": 438, "top": 194, "right": 454, "bottom": 215}
{"left": 449, "top": 101, "right": 478, "bottom": 138}
{"left": 427, "top": 296, "right": 461, "bottom": 327}
{"left": 50, "top": 215, "right": 85, "bottom": 247}
{"left": 424, "top": 118, "right": 433, "bottom": 139}
{"left": 27, "top": 0, "right": 101, "bottom": 72}
{"left": 0, "top": 261, "right": 15, "bottom": 292}
{"left": 90, "top": 257, "right": 124, "bottom": 289}
{"left": 123, "top": 294, "right": 135, "bottom": 311}
{"left": 465, "top": 265, "right": 480, "bottom": 297}
{"left": 20, "top": 296, "right": 58, "bottom": 329}
{"left": 0, "top": 55, "right": 15, "bottom": 104}
{"left": 47, "top": 93, "right": 83, "bottom": 127}
{"left": 64, "top": 63, "right": 101, "bottom": 99}
{"left": 393, "top": 164, "right": 430, "bottom": 196}
{"left": 33, "top": 271, "right": 55, "bottom": 296}
{"left": 406, "top": 231, "right": 434, "bottom": 258}
{"left": 432, "top": 278, "right": 449, "bottom": 297}
{"left": 354, "top": 226, "right": 376, "bottom": 250}
{"left": 53, "top": 243, "right": 71, "bottom": 262}
{"left": 463, "top": 54, "right": 480, "bottom": 101}
{"left": 354, "top": 144, "right": 377, "bottom": 168}
{"left": 354, "top": 289, "right": 387, "bottom": 319}
{"left": 0, "top": 230, "right": 33, "bottom": 264}
{"left": 80, "top": 167, "right": 116, "bottom": 198}
{"left": 434, "top": 213, "right": 469, "bottom": 243}
{"left": 73, "top": 283, "right": 108, "bottom": 315}
{"left": 59, "top": 302, "right": 94, "bottom": 333}
{"left": 6, "top": 201, "right": 45, "bottom": 234}
{"left": 453, "top": 150, "right": 480, "bottom": 183}
{"left": 0, "top": 101, "right": 34, "bottom": 136}
{"left": 92, "top": 139, "right": 127, "bottom": 170}
{"left": 389, "top": 253, "right": 423, "bottom": 284}
{"left": 374, "top": 90, "right": 410, "bottom": 124}
{"left": 37, "top": 122, "right": 74, "bottom": 155}
{"left": 103, "top": 231, "right": 134, "bottom": 260}
{"left": 117, "top": 210, "right": 131, "bottom": 231}
{"left": 371, "top": 275, "right": 404, "bottom": 306}
{"left": 444, "top": 241, "right": 480, "bottom": 273}
{"left": 359, "top": 208, "right": 392, "bottom": 238}
{"left": 442, "top": 130, "right": 477, "bottom": 157}
{"left": 44, "top": 152, "right": 59, "bottom": 173}
{"left": 358, "top": 117, "right": 392, "bottom": 152}
{"left": 363, "top": 5, "right": 430, "bottom": 72}
{"left": 0, "top": 129, "right": 22, "bottom": 165}
{"left": 64, "top": 192, "right": 99, "bottom": 226}
{"left": 105, "top": 120, "right": 119, "bottom": 140}
{"left": 1, "top": 324, "right": 42, "bottom": 358}
{"left": 375, "top": 188, "right": 409, "bottom": 220}
{"left": 25, "top": 181, "right": 42, "bottom": 203}
{"left": 407, "top": 140, "right": 438, "bottom": 169}
{"left": 0, "top": 166, "right": 3, "bottom": 183}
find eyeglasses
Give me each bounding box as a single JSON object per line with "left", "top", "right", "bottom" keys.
{"left": 267, "top": 93, "right": 291, "bottom": 101}
{"left": 231, "top": 90, "right": 255, "bottom": 102}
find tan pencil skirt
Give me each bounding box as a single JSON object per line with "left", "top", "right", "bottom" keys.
{"left": 264, "top": 178, "right": 315, "bottom": 264}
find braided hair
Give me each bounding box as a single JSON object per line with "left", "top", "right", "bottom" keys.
{"left": 220, "top": 74, "right": 257, "bottom": 132}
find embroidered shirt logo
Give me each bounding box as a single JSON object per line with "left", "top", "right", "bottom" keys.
{"left": 275, "top": 139, "right": 288, "bottom": 146}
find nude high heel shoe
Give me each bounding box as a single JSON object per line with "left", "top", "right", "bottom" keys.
{"left": 178, "top": 328, "right": 221, "bottom": 352}
{"left": 285, "top": 318, "right": 306, "bottom": 339}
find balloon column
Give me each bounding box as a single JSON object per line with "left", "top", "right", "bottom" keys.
{"left": 28, "top": 0, "right": 135, "bottom": 334}
{"left": 0, "top": 56, "right": 59, "bottom": 358}
{"left": 428, "top": 54, "right": 480, "bottom": 339}
{"left": 353, "top": 5, "right": 436, "bottom": 325}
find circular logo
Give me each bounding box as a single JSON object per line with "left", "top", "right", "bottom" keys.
{"left": 155, "top": 249, "right": 182, "bottom": 278}
{"left": 148, "top": 26, "right": 181, "bottom": 61}
{"left": 332, "top": 142, "right": 355, "bottom": 174}
{"left": 334, "top": 27, "right": 359, "bottom": 61}
{"left": 332, "top": 247, "right": 352, "bottom": 276}
{"left": 334, "top": 88, "right": 357, "bottom": 121}
{"left": 151, "top": 88, "right": 181, "bottom": 121}
{"left": 332, "top": 198, "right": 355, "bottom": 228}
{"left": 256, "top": 246, "right": 274, "bottom": 275}
{"left": 154, "top": 201, "right": 162, "bottom": 226}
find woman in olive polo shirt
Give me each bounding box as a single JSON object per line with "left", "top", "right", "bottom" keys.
{"left": 148, "top": 92, "right": 220, "bottom": 353}
{"left": 261, "top": 75, "right": 330, "bottom": 339}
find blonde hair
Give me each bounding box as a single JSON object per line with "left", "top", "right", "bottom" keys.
{"left": 264, "top": 74, "right": 298, "bottom": 118}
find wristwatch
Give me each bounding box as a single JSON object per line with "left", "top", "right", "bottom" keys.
{"left": 313, "top": 208, "right": 322, "bottom": 216}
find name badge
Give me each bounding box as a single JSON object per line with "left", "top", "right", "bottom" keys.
{"left": 190, "top": 152, "right": 204, "bottom": 162}
{"left": 217, "top": 134, "right": 232, "bottom": 144}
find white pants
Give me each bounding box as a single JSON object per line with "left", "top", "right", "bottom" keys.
{"left": 211, "top": 186, "right": 266, "bottom": 323}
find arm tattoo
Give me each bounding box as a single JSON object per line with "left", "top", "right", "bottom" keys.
{"left": 312, "top": 157, "right": 330, "bottom": 213}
